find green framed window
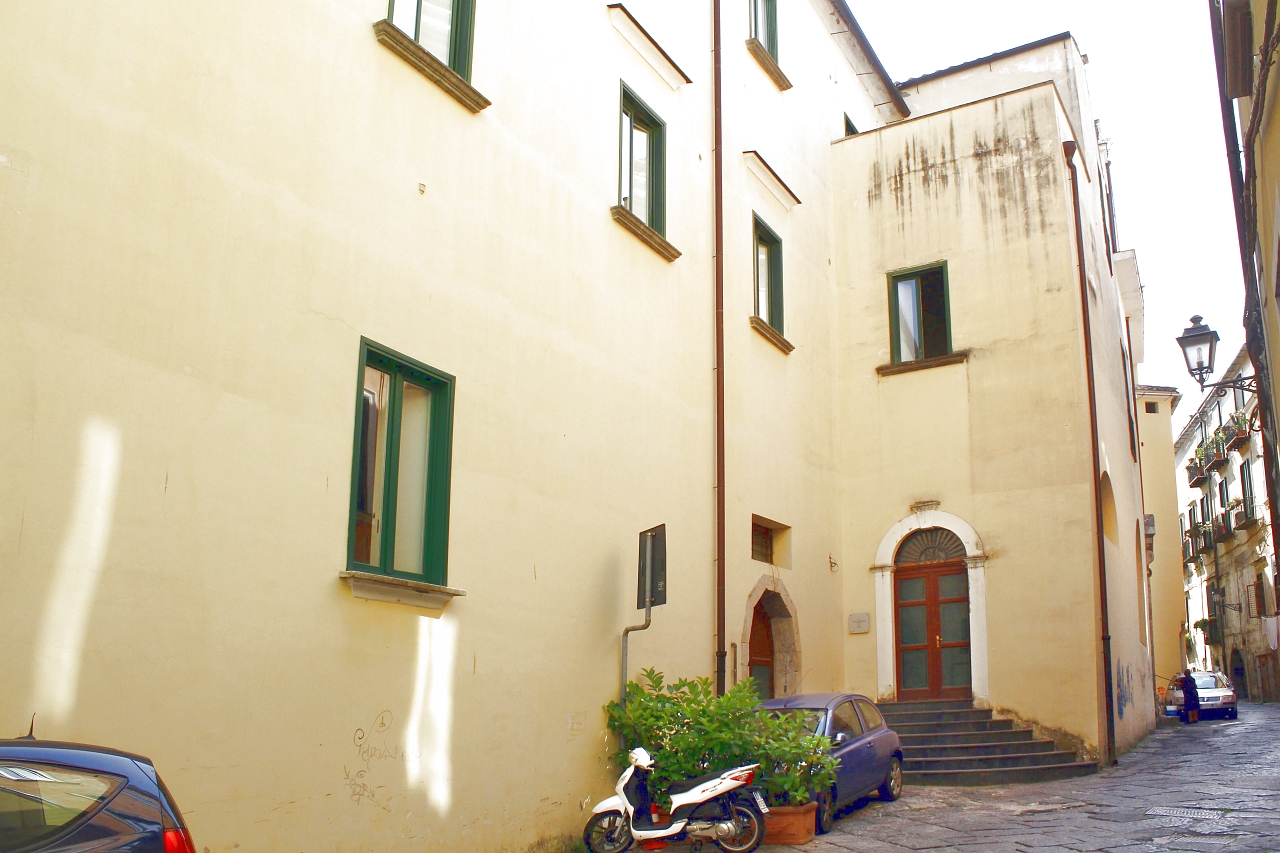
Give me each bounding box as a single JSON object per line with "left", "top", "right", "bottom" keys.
{"left": 750, "top": 0, "right": 778, "bottom": 59}
{"left": 888, "top": 264, "right": 951, "bottom": 364}
{"left": 754, "top": 216, "right": 783, "bottom": 334}
{"left": 348, "top": 339, "right": 455, "bottom": 585}
{"left": 844, "top": 114, "right": 858, "bottom": 137}
{"left": 388, "top": 0, "right": 477, "bottom": 81}
{"left": 619, "top": 85, "right": 666, "bottom": 235}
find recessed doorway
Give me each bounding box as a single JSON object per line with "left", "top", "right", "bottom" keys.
{"left": 894, "top": 528, "right": 972, "bottom": 702}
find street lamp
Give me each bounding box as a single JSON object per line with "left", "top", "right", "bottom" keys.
{"left": 1176, "top": 316, "right": 1256, "bottom": 394}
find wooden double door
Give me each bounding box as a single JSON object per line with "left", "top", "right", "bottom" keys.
{"left": 895, "top": 562, "right": 972, "bottom": 701}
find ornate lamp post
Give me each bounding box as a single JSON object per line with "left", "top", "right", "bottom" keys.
{"left": 1177, "top": 315, "right": 1256, "bottom": 394}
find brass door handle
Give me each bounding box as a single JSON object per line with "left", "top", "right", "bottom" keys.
{"left": 935, "top": 635, "right": 941, "bottom": 648}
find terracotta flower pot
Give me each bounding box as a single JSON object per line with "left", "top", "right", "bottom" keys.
{"left": 762, "top": 801, "right": 818, "bottom": 845}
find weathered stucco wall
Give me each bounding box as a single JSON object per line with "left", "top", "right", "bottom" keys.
{"left": 0, "top": 1, "right": 895, "bottom": 851}
{"left": 832, "top": 79, "right": 1154, "bottom": 756}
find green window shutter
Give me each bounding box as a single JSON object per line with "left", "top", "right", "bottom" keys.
{"left": 450, "top": 0, "right": 476, "bottom": 82}
{"left": 769, "top": 238, "right": 784, "bottom": 335}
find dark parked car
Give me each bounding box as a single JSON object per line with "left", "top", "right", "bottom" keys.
{"left": 759, "top": 692, "right": 902, "bottom": 834}
{"left": 0, "top": 740, "right": 195, "bottom": 853}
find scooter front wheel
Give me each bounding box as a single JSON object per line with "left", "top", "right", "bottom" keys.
{"left": 714, "top": 804, "right": 764, "bottom": 853}
{"left": 583, "top": 811, "right": 633, "bottom": 853}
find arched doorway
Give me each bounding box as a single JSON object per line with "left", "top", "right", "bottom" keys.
{"left": 748, "top": 599, "right": 774, "bottom": 700}
{"left": 894, "top": 528, "right": 972, "bottom": 701}
{"left": 739, "top": 579, "right": 801, "bottom": 699}
{"left": 1230, "top": 648, "right": 1249, "bottom": 700}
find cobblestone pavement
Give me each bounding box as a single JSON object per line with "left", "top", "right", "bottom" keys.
{"left": 763, "top": 703, "right": 1280, "bottom": 853}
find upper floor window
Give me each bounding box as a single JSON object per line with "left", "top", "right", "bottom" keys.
{"left": 889, "top": 265, "right": 951, "bottom": 364}
{"left": 844, "top": 114, "right": 858, "bottom": 137}
{"left": 349, "top": 340, "right": 455, "bottom": 585}
{"left": 388, "top": 0, "right": 476, "bottom": 81}
{"left": 1233, "top": 377, "right": 1246, "bottom": 410}
{"left": 619, "top": 86, "right": 667, "bottom": 235}
{"left": 750, "top": 0, "right": 778, "bottom": 60}
{"left": 754, "top": 216, "right": 783, "bottom": 334}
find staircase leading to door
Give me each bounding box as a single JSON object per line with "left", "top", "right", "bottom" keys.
{"left": 880, "top": 700, "right": 1097, "bottom": 786}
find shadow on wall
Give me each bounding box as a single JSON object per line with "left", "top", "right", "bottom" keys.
{"left": 31, "top": 417, "right": 122, "bottom": 726}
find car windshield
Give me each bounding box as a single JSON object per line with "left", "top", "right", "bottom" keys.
{"left": 768, "top": 709, "right": 825, "bottom": 735}
{"left": 1193, "top": 674, "right": 1226, "bottom": 690}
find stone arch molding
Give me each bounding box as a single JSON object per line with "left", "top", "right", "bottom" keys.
{"left": 869, "top": 504, "right": 990, "bottom": 706}
{"left": 738, "top": 575, "right": 803, "bottom": 697}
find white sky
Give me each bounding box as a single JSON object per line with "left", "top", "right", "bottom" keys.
{"left": 852, "top": 0, "right": 1246, "bottom": 428}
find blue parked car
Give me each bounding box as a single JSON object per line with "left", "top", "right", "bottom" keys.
{"left": 759, "top": 692, "right": 902, "bottom": 834}
{"left": 0, "top": 739, "right": 195, "bottom": 852}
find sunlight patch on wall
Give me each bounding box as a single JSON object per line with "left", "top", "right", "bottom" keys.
{"left": 404, "top": 613, "right": 457, "bottom": 816}
{"left": 32, "top": 417, "right": 122, "bottom": 724}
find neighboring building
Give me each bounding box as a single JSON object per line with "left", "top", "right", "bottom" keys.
{"left": 1173, "top": 346, "right": 1280, "bottom": 701}
{"left": 838, "top": 32, "right": 1156, "bottom": 759}
{"left": 1, "top": 5, "right": 1159, "bottom": 851}
{"left": 1136, "top": 383, "right": 1186, "bottom": 699}
{"left": 1211, "top": 0, "right": 1280, "bottom": 581}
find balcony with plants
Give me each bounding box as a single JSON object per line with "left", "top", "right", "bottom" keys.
{"left": 1213, "top": 511, "right": 1233, "bottom": 542}
{"left": 1203, "top": 434, "right": 1229, "bottom": 472}
{"left": 1230, "top": 496, "right": 1259, "bottom": 530}
{"left": 1223, "top": 411, "right": 1251, "bottom": 452}
{"left": 1186, "top": 454, "right": 1208, "bottom": 487}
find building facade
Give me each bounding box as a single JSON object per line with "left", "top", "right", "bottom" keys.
{"left": 1173, "top": 346, "right": 1280, "bottom": 701}
{"left": 2, "top": 3, "right": 1162, "bottom": 851}
{"left": 1136, "top": 384, "right": 1187, "bottom": 699}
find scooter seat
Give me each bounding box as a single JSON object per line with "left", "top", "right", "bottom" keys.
{"left": 666, "top": 769, "right": 724, "bottom": 796}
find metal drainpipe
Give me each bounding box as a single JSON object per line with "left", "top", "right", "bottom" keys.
{"left": 1064, "top": 140, "right": 1118, "bottom": 766}
{"left": 621, "top": 532, "right": 656, "bottom": 707}
{"left": 712, "top": 0, "right": 728, "bottom": 696}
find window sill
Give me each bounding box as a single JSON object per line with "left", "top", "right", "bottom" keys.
{"left": 372, "top": 20, "right": 491, "bottom": 113}
{"left": 611, "top": 205, "right": 681, "bottom": 261}
{"left": 875, "top": 349, "right": 969, "bottom": 377}
{"left": 745, "top": 38, "right": 792, "bottom": 91}
{"left": 750, "top": 315, "right": 794, "bottom": 354}
{"left": 340, "top": 570, "right": 466, "bottom": 615}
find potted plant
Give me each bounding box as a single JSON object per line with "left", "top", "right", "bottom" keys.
{"left": 1205, "top": 433, "right": 1229, "bottom": 471}
{"left": 1226, "top": 411, "right": 1251, "bottom": 450}
{"left": 605, "top": 670, "right": 836, "bottom": 846}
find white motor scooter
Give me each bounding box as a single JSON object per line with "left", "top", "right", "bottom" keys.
{"left": 582, "top": 747, "right": 769, "bottom": 853}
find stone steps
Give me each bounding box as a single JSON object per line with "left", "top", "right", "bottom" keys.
{"left": 880, "top": 699, "right": 1097, "bottom": 787}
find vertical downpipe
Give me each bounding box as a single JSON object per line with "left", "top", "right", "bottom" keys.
{"left": 1064, "top": 140, "right": 1117, "bottom": 766}
{"left": 712, "top": 0, "right": 728, "bottom": 695}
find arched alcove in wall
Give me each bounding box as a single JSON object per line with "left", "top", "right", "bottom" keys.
{"left": 739, "top": 576, "right": 802, "bottom": 698}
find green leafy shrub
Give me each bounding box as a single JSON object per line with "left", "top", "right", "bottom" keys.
{"left": 604, "top": 668, "right": 837, "bottom": 808}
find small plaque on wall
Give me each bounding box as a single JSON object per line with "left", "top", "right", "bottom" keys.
{"left": 848, "top": 613, "right": 870, "bottom": 634}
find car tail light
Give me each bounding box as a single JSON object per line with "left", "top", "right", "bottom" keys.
{"left": 163, "top": 827, "right": 196, "bottom": 853}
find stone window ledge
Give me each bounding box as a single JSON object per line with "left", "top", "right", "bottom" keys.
{"left": 340, "top": 570, "right": 466, "bottom": 615}
{"left": 373, "top": 21, "right": 491, "bottom": 113}
{"left": 750, "top": 315, "right": 794, "bottom": 354}
{"left": 745, "top": 38, "right": 792, "bottom": 91}
{"left": 611, "top": 205, "right": 681, "bottom": 261}
{"left": 876, "top": 349, "right": 970, "bottom": 377}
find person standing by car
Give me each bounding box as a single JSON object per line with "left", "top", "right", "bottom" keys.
{"left": 1181, "top": 669, "right": 1201, "bottom": 724}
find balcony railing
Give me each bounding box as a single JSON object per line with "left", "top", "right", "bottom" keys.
{"left": 1234, "top": 502, "right": 1259, "bottom": 530}
{"left": 1213, "top": 512, "right": 1233, "bottom": 542}
{"left": 1204, "top": 438, "right": 1229, "bottom": 472}
{"left": 1187, "top": 461, "right": 1208, "bottom": 487}
{"left": 1183, "top": 536, "right": 1196, "bottom": 562}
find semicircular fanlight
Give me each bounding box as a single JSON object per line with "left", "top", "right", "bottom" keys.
{"left": 895, "top": 527, "right": 966, "bottom": 565}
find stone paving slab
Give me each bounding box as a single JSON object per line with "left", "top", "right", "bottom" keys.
{"left": 757, "top": 704, "right": 1280, "bottom": 853}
